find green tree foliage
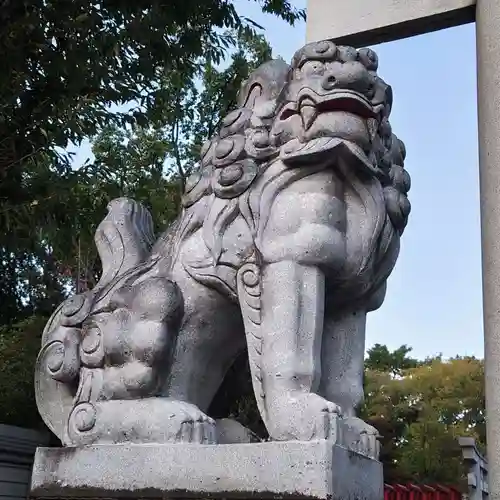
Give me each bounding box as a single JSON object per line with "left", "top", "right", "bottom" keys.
{"left": 361, "top": 353, "right": 485, "bottom": 486}
{"left": 0, "top": 0, "right": 303, "bottom": 170}
{"left": 0, "top": 316, "right": 47, "bottom": 429}
{"left": 0, "top": 154, "right": 71, "bottom": 322}
{"left": 0, "top": 5, "right": 301, "bottom": 311}
{"left": 365, "top": 343, "right": 420, "bottom": 375}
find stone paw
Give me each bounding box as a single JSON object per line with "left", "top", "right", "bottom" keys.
{"left": 172, "top": 401, "right": 216, "bottom": 444}
{"left": 340, "top": 416, "right": 380, "bottom": 459}
{"left": 66, "top": 398, "right": 216, "bottom": 446}
{"left": 268, "top": 392, "right": 342, "bottom": 441}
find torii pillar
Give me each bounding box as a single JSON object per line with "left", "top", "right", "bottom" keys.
{"left": 306, "top": 0, "right": 500, "bottom": 496}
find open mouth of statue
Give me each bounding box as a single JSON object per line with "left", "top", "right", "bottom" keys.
{"left": 280, "top": 90, "right": 380, "bottom": 131}
{"left": 275, "top": 89, "right": 387, "bottom": 177}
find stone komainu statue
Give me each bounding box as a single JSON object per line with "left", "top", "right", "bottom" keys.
{"left": 35, "top": 40, "right": 410, "bottom": 456}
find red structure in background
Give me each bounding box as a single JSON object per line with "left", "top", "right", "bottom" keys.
{"left": 385, "top": 484, "right": 463, "bottom": 500}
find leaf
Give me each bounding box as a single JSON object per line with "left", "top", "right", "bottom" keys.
{"left": 75, "top": 13, "right": 89, "bottom": 22}
{"left": 241, "top": 16, "right": 265, "bottom": 30}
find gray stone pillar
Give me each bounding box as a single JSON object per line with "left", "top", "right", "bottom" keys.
{"left": 459, "top": 437, "right": 489, "bottom": 500}
{"left": 476, "top": 0, "right": 500, "bottom": 498}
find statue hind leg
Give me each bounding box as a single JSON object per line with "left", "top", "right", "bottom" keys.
{"left": 318, "top": 308, "right": 367, "bottom": 418}
{"left": 163, "top": 262, "right": 246, "bottom": 415}
{"left": 318, "top": 285, "right": 387, "bottom": 457}
{"left": 319, "top": 282, "right": 388, "bottom": 415}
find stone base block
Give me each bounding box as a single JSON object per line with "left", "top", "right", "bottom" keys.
{"left": 30, "top": 441, "right": 383, "bottom": 500}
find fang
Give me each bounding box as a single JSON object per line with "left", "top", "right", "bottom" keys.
{"left": 300, "top": 104, "right": 317, "bottom": 130}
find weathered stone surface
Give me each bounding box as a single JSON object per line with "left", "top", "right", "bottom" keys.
{"left": 34, "top": 40, "right": 409, "bottom": 456}
{"left": 30, "top": 441, "right": 383, "bottom": 500}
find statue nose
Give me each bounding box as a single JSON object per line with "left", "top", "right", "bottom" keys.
{"left": 322, "top": 74, "right": 337, "bottom": 91}
{"left": 321, "top": 63, "right": 374, "bottom": 96}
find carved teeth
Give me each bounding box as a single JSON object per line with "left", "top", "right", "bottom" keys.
{"left": 299, "top": 98, "right": 317, "bottom": 130}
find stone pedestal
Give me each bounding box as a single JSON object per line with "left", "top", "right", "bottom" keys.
{"left": 29, "top": 441, "right": 382, "bottom": 500}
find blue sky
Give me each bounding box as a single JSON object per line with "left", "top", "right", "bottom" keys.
{"left": 74, "top": 0, "right": 483, "bottom": 360}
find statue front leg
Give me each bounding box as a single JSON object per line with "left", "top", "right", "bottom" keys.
{"left": 258, "top": 260, "right": 341, "bottom": 441}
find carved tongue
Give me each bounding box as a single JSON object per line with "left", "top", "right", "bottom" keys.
{"left": 282, "top": 136, "right": 379, "bottom": 176}
{"left": 299, "top": 98, "right": 317, "bottom": 130}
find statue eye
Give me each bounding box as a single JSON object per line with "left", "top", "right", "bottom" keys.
{"left": 302, "top": 60, "right": 325, "bottom": 76}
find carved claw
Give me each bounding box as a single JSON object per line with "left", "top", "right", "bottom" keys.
{"left": 178, "top": 413, "right": 217, "bottom": 444}
{"left": 167, "top": 400, "right": 216, "bottom": 444}
{"left": 267, "top": 392, "right": 342, "bottom": 442}
{"left": 340, "top": 416, "right": 381, "bottom": 459}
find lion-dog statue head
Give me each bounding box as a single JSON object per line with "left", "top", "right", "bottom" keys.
{"left": 172, "top": 40, "right": 411, "bottom": 311}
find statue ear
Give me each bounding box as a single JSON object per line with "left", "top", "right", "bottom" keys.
{"left": 243, "top": 84, "right": 263, "bottom": 110}
{"left": 236, "top": 59, "right": 290, "bottom": 110}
